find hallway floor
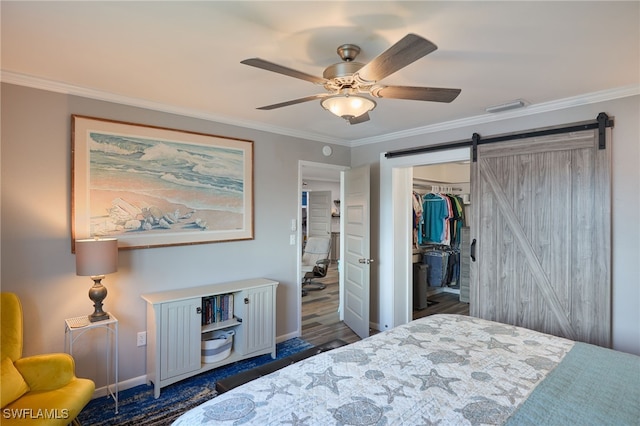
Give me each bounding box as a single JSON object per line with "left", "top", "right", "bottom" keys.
{"left": 300, "top": 263, "right": 470, "bottom": 345}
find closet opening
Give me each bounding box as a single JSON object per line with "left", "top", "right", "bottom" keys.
{"left": 411, "top": 163, "right": 470, "bottom": 320}
{"left": 378, "top": 147, "right": 470, "bottom": 331}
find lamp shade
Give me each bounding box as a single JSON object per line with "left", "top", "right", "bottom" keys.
{"left": 321, "top": 95, "right": 376, "bottom": 119}
{"left": 75, "top": 238, "right": 118, "bottom": 276}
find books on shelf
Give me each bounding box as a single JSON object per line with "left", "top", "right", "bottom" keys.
{"left": 201, "top": 294, "right": 234, "bottom": 326}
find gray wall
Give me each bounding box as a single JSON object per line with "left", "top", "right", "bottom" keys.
{"left": 353, "top": 95, "right": 640, "bottom": 356}
{"left": 1, "top": 83, "right": 350, "bottom": 387}
{"left": 3, "top": 82, "right": 638, "bottom": 395}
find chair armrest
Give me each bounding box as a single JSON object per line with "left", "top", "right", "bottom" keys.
{"left": 14, "top": 353, "right": 76, "bottom": 391}
{"left": 315, "top": 259, "right": 330, "bottom": 266}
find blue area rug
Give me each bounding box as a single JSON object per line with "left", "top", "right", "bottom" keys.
{"left": 77, "top": 337, "right": 313, "bottom": 426}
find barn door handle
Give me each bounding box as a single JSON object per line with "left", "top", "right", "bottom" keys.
{"left": 470, "top": 239, "right": 477, "bottom": 262}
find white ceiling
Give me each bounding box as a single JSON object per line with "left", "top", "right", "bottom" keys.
{"left": 2, "top": 1, "right": 639, "bottom": 146}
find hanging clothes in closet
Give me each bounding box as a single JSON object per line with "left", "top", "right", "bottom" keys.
{"left": 412, "top": 191, "right": 423, "bottom": 249}
{"left": 416, "top": 190, "right": 466, "bottom": 287}
{"left": 422, "top": 193, "right": 450, "bottom": 245}
{"left": 418, "top": 192, "right": 465, "bottom": 246}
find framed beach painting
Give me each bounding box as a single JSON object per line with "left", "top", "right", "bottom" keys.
{"left": 71, "top": 115, "right": 253, "bottom": 251}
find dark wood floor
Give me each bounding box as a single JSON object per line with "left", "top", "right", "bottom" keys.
{"left": 301, "top": 264, "right": 469, "bottom": 346}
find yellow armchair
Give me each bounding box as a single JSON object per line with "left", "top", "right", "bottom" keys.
{"left": 1, "top": 292, "right": 95, "bottom": 425}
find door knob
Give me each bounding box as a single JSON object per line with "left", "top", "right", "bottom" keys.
{"left": 358, "top": 258, "right": 374, "bottom": 264}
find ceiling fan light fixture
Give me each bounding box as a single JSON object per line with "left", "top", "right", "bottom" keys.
{"left": 321, "top": 95, "right": 376, "bottom": 120}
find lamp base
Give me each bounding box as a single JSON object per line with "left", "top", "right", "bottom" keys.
{"left": 88, "top": 276, "right": 110, "bottom": 322}
{"left": 89, "top": 311, "right": 110, "bottom": 322}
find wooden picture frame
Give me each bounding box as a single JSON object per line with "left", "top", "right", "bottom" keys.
{"left": 72, "top": 115, "right": 253, "bottom": 251}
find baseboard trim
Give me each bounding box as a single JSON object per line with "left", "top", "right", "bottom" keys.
{"left": 276, "top": 331, "right": 300, "bottom": 343}
{"left": 92, "top": 333, "right": 304, "bottom": 398}
{"left": 92, "top": 375, "right": 148, "bottom": 399}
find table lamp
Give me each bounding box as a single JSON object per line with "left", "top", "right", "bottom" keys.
{"left": 75, "top": 238, "right": 118, "bottom": 322}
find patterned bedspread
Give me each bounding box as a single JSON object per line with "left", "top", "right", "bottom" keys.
{"left": 173, "top": 314, "right": 576, "bottom": 425}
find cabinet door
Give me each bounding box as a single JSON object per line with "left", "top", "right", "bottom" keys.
{"left": 160, "top": 298, "right": 201, "bottom": 380}
{"left": 242, "top": 286, "right": 275, "bottom": 356}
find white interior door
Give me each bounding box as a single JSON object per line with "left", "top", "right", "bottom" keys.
{"left": 342, "top": 165, "right": 370, "bottom": 339}
{"left": 307, "top": 190, "right": 332, "bottom": 238}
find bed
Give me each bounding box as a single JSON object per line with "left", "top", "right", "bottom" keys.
{"left": 173, "top": 314, "right": 640, "bottom": 425}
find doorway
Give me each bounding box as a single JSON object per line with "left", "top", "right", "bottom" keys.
{"left": 378, "top": 148, "right": 471, "bottom": 331}
{"left": 411, "top": 162, "right": 470, "bottom": 320}
{"left": 298, "top": 161, "right": 348, "bottom": 338}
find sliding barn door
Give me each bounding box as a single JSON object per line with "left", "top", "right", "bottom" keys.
{"left": 470, "top": 129, "right": 611, "bottom": 347}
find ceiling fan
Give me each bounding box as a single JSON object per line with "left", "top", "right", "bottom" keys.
{"left": 241, "top": 33, "right": 461, "bottom": 125}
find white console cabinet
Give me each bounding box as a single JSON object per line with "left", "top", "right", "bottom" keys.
{"left": 141, "top": 278, "right": 278, "bottom": 398}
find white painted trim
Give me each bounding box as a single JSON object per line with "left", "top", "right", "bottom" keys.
{"left": 90, "top": 332, "right": 320, "bottom": 407}
{"left": 352, "top": 85, "right": 640, "bottom": 147}
{"left": 92, "top": 375, "right": 147, "bottom": 399}
{"left": 3, "top": 70, "right": 637, "bottom": 148}
{"left": 276, "top": 331, "right": 300, "bottom": 343}
{"left": 378, "top": 148, "right": 470, "bottom": 330}
{"left": 0, "top": 70, "right": 349, "bottom": 146}
{"left": 92, "top": 328, "right": 299, "bottom": 398}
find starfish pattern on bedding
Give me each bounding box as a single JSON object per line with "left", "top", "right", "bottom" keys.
{"left": 397, "top": 334, "right": 430, "bottom": 348}
{"left": 492, "top": 362, "right": 519, "bottom": 374}
{"left": 392, "top": 359, "right": 412, "bottom": 369}
{"left": 485, "top": 337, "right": 516, "bottom": 352}
{"left": 306, "top": 366, "right": 351, "bottom": 394}
{"left": 365, "top": 341, "right": 393, "bottom": 352}
{"left": 543, "top": 345, "right": 568, "bottom": 359}
{"left": 281, "top": 412, "right": 311, "bottom": 426}
{"left": 375, "top": 384, "right": 408, "bottom": 404}
{"left": 492, "top": 384, "right": 525, "bottom": 404}
{"left": 258, "top": 382, "right": 293, "bottom": 400}
{"left": 519, "top": 372, "right": 543, "bottom": 384}
{"left": 450, "top": 342, "right": 483, "bottom": 355}
{"left": 419, "top": 416, "right": 443, "bottom": 426}
{"left": 413, "top": 368, "right": 461, "bottom": 395}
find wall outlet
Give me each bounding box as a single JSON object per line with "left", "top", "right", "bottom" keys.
{"left": 137, "top": 331, "right": 147, "bottom": 347}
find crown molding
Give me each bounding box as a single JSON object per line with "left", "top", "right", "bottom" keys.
{"left": 350, "top": 84, "right": 640, "bottom": 147}
{"left": 0, "top": 70, "right": 350, "bottom": 146}
{"left": 2, "top": 70, "right": 637, "bottom": 148}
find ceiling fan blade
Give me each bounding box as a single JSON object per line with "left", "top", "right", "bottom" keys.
{"left": 241, "top": 58, "right": 326, "bottom": 84}
{"left": 375, "top": 86, "right": 461, "bottom": 103}
{"left": 348, "top": 112, "right": 370, "bottom": 125}
{"left": 256, "top": 94, "right": 329, "bottom": 110}
{"left": 356, "top": 34, "right": 438, "bottom": 83}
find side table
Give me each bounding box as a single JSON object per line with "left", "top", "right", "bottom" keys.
{"left": 64, "top": 313, "right": 119, "bottom": 414}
